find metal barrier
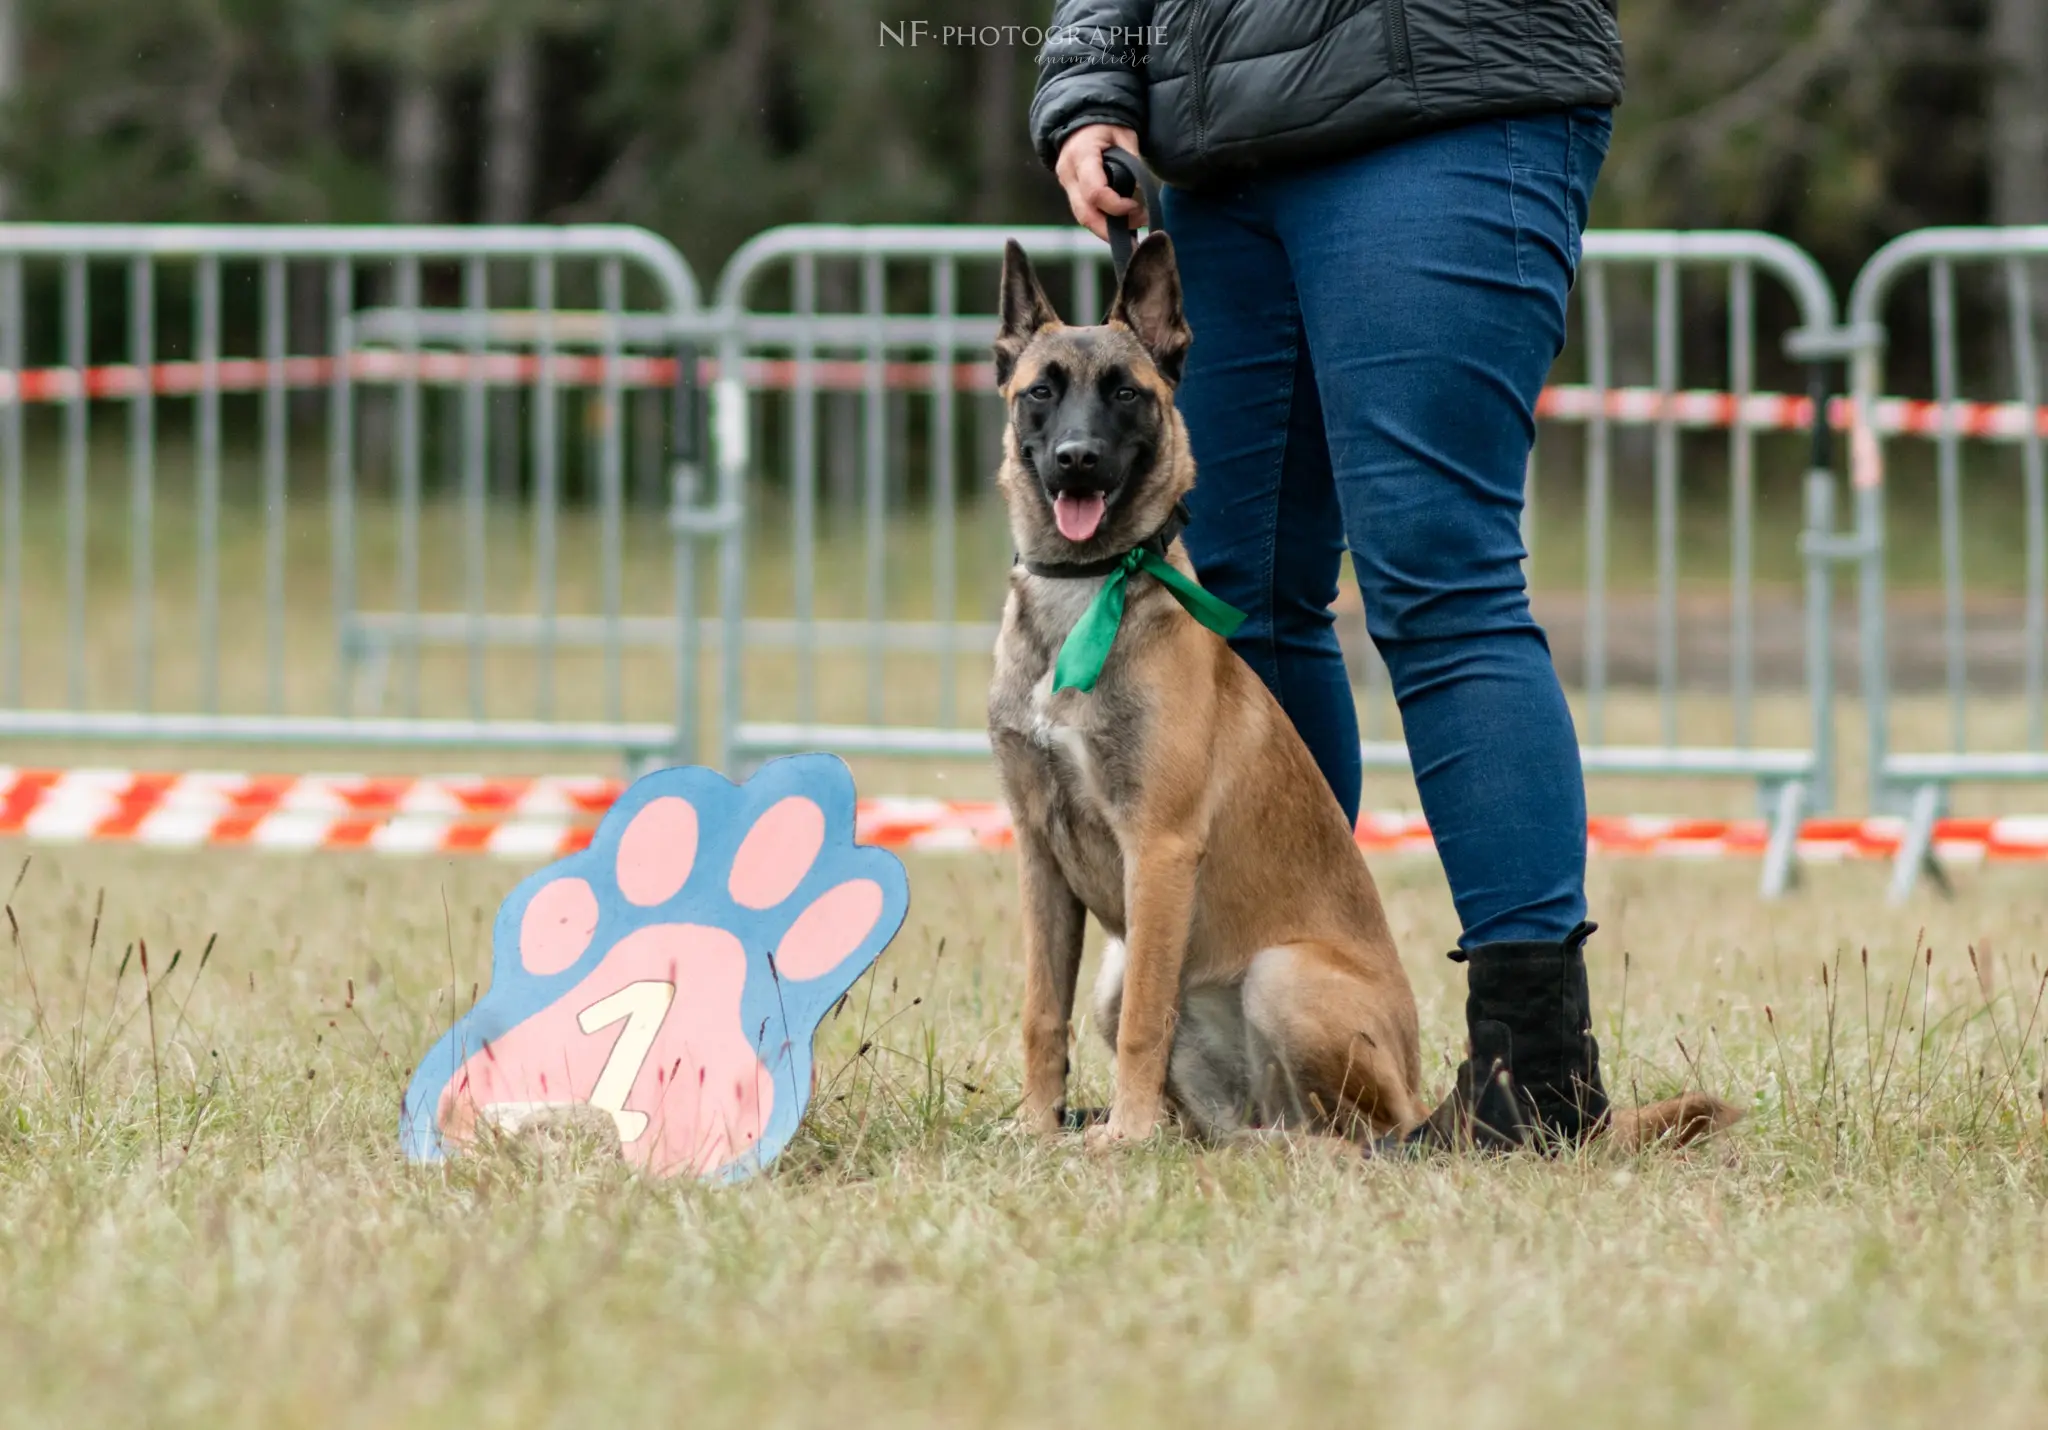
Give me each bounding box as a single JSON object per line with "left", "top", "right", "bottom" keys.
{"left": 709, "top": 224, "right": 1845, "bottom": 896}
{"left": 60, "top": 219, "right": 2048, "bottom": 914}
{"left": 1841, "top": 227, "right": 2048, "bottom": 900}
{"left": 0, "top": 224, "right": 722, "bottom": 761}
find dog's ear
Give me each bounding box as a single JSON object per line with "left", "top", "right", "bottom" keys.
{"left": 1109, "top": 231, "right": 1190, "bottom": 386}
{"left": 994, "top": 240, "right": 1060, "bottom": 388}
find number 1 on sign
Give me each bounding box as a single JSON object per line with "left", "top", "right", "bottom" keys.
{"left": 576, "top": 980, "right": 676, "bottom": 1144}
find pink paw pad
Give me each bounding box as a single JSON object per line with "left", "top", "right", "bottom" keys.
{"left": 730, "top": 795, "right": 826, "bottom": 909}
{"left": 519, "top": 877, "right": 599, "bottom": 976}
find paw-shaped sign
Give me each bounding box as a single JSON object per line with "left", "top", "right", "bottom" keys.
{"left": 400, "top": 755, "right": 909, "bottom": 1181}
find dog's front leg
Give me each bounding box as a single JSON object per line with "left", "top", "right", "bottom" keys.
{"left": 1099, "top": 832, "right": 1199, "bottom": 1143}
{"left": 1017, "top": 826, "right": 1087, "bottom": 1135}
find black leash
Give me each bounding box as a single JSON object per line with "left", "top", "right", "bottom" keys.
{"left": 1021, "top": 499, "right": 1192, "bottom": 580}
{"left": 1101, "top": 146, "right": 1163, "bottom": 287}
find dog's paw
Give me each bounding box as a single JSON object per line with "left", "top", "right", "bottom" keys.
{"left": 1083, "top": 1106, "right": 1165, "bottom": 1152}
{"left": 401, "top": 755, "right": 909, "bottom": 1181}
{"left": 1082, "top": 1124, "right": 1122, "bottom": 1155}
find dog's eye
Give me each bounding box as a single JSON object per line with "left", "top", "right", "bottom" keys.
{"left": 1114, "top": 386, "right": 1139, "bottom": 403}
{"left": 1026, "top": 383, "right": 1052, "bottom": 402}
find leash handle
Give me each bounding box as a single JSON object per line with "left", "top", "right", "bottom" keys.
{"left": 1101, "top": 146, "right": 1163, "bottom": 285}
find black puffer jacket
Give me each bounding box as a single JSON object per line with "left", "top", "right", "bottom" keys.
{"left": 1029, "top": 0, "right": 1624, "bottom": 188}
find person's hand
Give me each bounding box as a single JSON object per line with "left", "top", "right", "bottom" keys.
{"left": 1055, "top": 123, "right": 1144, "bottom": 241}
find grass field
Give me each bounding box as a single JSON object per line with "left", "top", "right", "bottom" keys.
{"left": 3, "top": 837, "right": 2045, "bottom": 1428}
{"left": 5, "top": 426, "right": 2048, "bottom": 1425}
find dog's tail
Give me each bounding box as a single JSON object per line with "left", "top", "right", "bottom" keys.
{"left": 1602, "top": 1093, "right": 1743, "bottom": 1151}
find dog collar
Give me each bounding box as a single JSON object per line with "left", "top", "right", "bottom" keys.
{"left": 1014, "top": 500, "right": 1246, "bottom": 694}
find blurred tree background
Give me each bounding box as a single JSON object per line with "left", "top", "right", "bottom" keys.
{"left": 0, "top": 0, "right": 2041, "bottom": 284}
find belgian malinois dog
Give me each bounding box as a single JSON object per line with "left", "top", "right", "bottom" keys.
{"left": 988, "top": 231, "right": 1736, "bottom": 1151}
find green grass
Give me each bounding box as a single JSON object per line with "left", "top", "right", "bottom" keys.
{"left": 2, "top": 843, "right": 2045, "bottom": 1427}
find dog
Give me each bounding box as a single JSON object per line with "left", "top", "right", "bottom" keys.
{"left": 987, "top": 231, "right": 1737, "bottom": 1152}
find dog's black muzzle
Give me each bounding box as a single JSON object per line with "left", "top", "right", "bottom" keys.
{"left": 1030, "top": 432, "right": 1136, "bottom": 507}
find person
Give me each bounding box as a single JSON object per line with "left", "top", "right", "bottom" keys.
{"left": 1028, "top": 2, "right": 1621, "bottom": 1149}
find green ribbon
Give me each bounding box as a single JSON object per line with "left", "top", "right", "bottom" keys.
{"left": 1051, "top": 548, "right": 1247, "bottom": 694}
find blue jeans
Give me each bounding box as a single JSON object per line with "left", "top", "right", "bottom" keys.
{"left": 1167, "top": 108, "right": 1611, "bottom": 949}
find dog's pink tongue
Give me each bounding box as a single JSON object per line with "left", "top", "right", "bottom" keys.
{"left": 1053, "top": 493, "right": 1106, "bottom": 542}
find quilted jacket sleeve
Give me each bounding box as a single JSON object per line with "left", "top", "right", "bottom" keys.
{"left": 1027, "top": 0, "right": 1157, "bottom": 169}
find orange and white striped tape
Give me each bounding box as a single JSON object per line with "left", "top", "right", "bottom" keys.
{"left": 3, "top": 767, "right": 2045, "bottom": 866}
{"left": 0, "top": 767, "right": 622, "bottom": 859}
{"left": 2, "top": 348, "right": 2044, "bottom": 443}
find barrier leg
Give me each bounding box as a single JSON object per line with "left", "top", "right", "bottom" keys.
{"left": 1886, "top": 782, "right": 1948, "bottom": 905}
{"left": 1759, "top": 778, "right": 1807, "bottom": 899}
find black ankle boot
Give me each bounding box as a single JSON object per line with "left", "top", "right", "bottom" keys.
{"left": 1388, "top": 921, "right": 1611, "bottom": 1154}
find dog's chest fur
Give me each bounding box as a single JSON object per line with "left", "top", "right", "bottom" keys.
{"left": 988, "top": 572, "right": 1152, "bottom": 934}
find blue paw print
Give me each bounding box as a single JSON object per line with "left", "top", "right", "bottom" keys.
{"left": 401, "top": 754, "right": 910, "bottom": 1181}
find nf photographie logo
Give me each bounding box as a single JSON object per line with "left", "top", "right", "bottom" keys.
{"left": 878, "top": 20, "right": 1166, "bottom": 49}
